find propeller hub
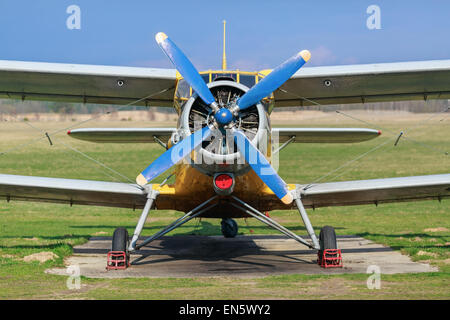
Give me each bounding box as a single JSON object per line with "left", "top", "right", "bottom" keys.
{"left": 214, "top": 108, "right": 233, "bottom": 125}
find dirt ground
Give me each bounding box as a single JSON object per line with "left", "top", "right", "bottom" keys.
{"left": 46, "top": 235, "right": 437, "bottom": 279}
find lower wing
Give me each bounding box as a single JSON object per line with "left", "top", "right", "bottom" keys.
{"left": 0, "top": 173, "right": 448, "bottom": 211}
{"left": 260, "top": 174, "right": 450, "bottom": 210}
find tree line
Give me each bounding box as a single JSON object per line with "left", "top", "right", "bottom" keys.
{"left": 0, "top": 98, "right": 448, "bottom": 115}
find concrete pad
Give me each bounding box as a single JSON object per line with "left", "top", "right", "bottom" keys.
{"left": 46, "top": 235, "right": 437, "bottom": 278}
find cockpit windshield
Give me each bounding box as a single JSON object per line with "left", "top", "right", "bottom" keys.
{"left": 239, "top": 75, "right": 255, "bottom": 88}
{"left": 176, "top": 79, "right": 190, "bottom": 99}
{"left": 174, "top": 70, "right": 266, "bottom": 112}
{"left": 212, "top": 73, "right": 236, "bottom": 82}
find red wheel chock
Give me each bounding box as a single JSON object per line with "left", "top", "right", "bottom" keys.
{"left": 317, "top": 249, "right": 343, "bottom": 268}
{"left": 106, "top": 251, "right": 130, "bottom": 270}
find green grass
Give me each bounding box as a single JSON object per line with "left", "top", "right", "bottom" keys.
{"left": 0, "top": 114, "right": 449, "bottom": 299}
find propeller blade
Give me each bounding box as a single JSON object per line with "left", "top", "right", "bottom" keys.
{"left": 136, "top": 125, "right": 213, "bottom": 186}
{"left": 155, "top": 32, "right": 218, "bottom": 110}
{"left": 235, "top": 50, "right": 310, "bottom": 112}
{"left": 232, "top": 129, "right": 293, "bottom": 204}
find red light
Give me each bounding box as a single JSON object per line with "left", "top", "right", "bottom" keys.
{"left": 214, "top": 174, "right": 233, "bottom": 190}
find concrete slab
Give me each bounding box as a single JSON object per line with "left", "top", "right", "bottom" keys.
{"left": 46, "top": 235, "right": 438, "bottom": 278}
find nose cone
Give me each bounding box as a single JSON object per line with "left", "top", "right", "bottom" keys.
{"left": 214, "top": 108, "right": 233, "bottom": 125}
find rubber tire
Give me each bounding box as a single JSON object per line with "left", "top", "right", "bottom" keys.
{"left": 112, "top": 227, "right": 129, "bottom": 252}
{"left": 318, "top": 225, "right": 337, "bottom": 255}
{"left": 221, "top": 218, "right": 238, "bottom": 238}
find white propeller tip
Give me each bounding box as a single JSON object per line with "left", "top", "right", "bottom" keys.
{"left": 281, "top": 191, "right": 294, "bottom": 205}
{"left": 155, "top": 32, "right": 168, "bottom": 44}
{"left": 136, "top": 173, "right": 148, "bottom": 186}
{"left": 299, "top": 50, "right": 311, "bottom": 62}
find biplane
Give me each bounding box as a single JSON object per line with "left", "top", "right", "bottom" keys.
{"left": 0, "top": 23, "right": 449, "bottom": 268}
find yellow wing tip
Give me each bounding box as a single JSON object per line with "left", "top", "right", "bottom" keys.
{"left": 136, "top": 174, "right": 148, "bottom": 186}
{"left": 299, "top": 50, "right": 311, "bottom": 62}
{"left": 155, "top": 32, "right": 168, "bottom": 44}
{"left": 281, "top": 192, "right": 294, "bottom": 205}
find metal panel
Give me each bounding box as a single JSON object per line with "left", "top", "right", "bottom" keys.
{"left": 67, "top": 128, "right": 176, "bottom": 143}
{"left": 0, "top": 174, "right": 147, "bottom": 209}
{"left": 0, "top": 60, "right": 176, "bottom": 107}
{"left": 272, "top": 128, "right": 381, "bottom": 143}
{"left": 255, "top": 174, "right": 450, "bottom": 210}
{"left": 298, "top": 174, "right": 450, "bottom": 208}
{"left": 0, "top": 173, "right": 448, "bottom": 212}
{"left": 275, "top": 60, "right": 450, "bottom": 107}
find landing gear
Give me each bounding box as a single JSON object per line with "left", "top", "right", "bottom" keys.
{"left": 317, "top": 226, "right": 342, "bottom": 268}
{"left": 107, "top": 191, "right": 219, "bottom": 270}
{"left": 112, "top": 227, "right": 129, "bottom": 253}
{"left": 319, "top": 225, "right": 337, "bottom": 253}
{"left": 107, "top": 227, "right": 130, "bottom": 270}
{"left": 221, "top": 218, "right": 238, "bottom": 238}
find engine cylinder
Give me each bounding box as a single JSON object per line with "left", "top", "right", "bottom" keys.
{"left": 175, "top": 80, "right": 270, "bottom": 176}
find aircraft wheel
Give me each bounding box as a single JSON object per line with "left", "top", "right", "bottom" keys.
{"left": 221, "top": 218, "right": 238, "bottom": 238}
{"left": 111, "top": 227, "right": 129, "bottom": 265}
{"left": 318, "top": 225, "right": 337, "bottom": 256}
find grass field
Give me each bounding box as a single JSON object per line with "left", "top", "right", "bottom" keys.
{"left": 0, "top": 110, "right": 449, "bottom": 299}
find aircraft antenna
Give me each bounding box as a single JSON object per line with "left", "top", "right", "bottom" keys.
{"left": 222, "top": 20, "right": 227, "bottom": 70}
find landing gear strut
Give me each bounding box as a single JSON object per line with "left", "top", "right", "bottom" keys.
{"left": 221, "top": 218, "right": 238, "bottom": 238}
{"left": 229, "top": 193, "right": 342, "bottom": 268}
{"left": 106, "top": 187, "right": 342, "bottom": 270}
{"left": 229, "top": 195, "right": 318, "bottom": 249}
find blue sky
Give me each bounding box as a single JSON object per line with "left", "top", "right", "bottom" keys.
{"left": 0, "top": 0, "right": 449, "bottom": 71}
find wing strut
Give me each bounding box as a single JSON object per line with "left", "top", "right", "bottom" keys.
{"left": 129, "top": 188, "right": 160, "bottom": 251}
{"left": 293, "top": 193, "right": 320, "bottom": 249}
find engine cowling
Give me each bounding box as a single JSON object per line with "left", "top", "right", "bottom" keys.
{"left": 174, "top": 80, "right": 270, "bottom": 176}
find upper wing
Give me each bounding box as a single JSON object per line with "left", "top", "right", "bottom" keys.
{"left": 0, "top": 60, "right": 176, "bottom": 106}
{"left": 273, "top": 128, "right": 381, "bottom": 143}
{"left": 67, "top": 127, "right": 176, "bottom": 143}
{"left": 274, "top": 60, "right": 450, "bottom": 107}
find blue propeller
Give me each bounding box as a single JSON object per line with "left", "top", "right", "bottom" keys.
{"left": 136, "top": 31, "right": 308, "bottom": 204}
{"left": 155, "top": 32, "right": 219, "bottom": 111}
{"left": 232, "top": 129, "right": 293, "bottom": 204}
{"left": 136, "top": 125, "right": 213, "bottom": 186}
{"left": 232, "top": 50, "right": 310, "bottom": 114}
{"left": 137, "top": 33, "right": 219, "bottom": 186}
